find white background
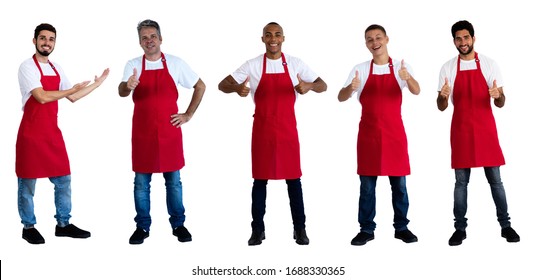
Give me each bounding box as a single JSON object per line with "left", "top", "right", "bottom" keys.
{"left": 1, "top": 0, "right": 533, "bottom": 279}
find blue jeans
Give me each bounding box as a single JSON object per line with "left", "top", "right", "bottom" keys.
{"left": 251, "top": 178, "right": 306, "bottom": 231}
{"left": 134, "top": 170, "right": 185, "bottom": 231}
{"left": 453, "top": 167, "right": 511, "bottom": 230}
{"left": 358, "top": 176, "right": 410, "bottom": 233}
{"left": 18, "top": 175, "right": 72, "bottom": 228}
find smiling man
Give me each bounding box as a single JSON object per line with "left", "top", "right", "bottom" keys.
{"left": 437, "top": 20, "right": 520, "bottom": 246}
{"left": 338, "top": 24, "right": 420, "bottom": 246}
{"left": 218, "top": 22, "right": 327, "bottom": 246}
{"left": 118, "top": 19, "right": 206, "bottom": 245}
{"left": 16, "top": 23, "right": 109, "bottom": 244}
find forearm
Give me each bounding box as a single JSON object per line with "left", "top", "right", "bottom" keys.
{"left": 311, "top": 77, "right": 327, "bottom": 93}
{"left": 437, "top": 93, "right": 449, "bottom": 111}
{"left": 494, "top": 92, "right": 505, "bottom": 108}
{"left": 185, "top": 79, "right": 206, "bottom": 117}
{"left": 67, "top": 82, "right": 101, "bottom": 102}
{"left": 406, "top": 77, "right": 420, "bottom": 95}
{"left": 31, "top": 87, "right": 76, "bottom": 104}
{"left": 338, "top": 86, "right": 353, "bottom": 102}
{"left": 118, "top": 82, "right": 131, "bottom": 97}
{"left": 218, "top": 75, "right": 239, "bottom": 93}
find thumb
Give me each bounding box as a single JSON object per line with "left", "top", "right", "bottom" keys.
{"left": 493, "top": 79, "right": 497, "bottom": 88}
{"left": 297, "top": 73, "right": 303, "bottom": 82}
{"left": 445, "top": 77, "right": 449, "bottom": 86}
{"left": 133, "top": 68, "right": 138, "bottom": 78}
{"left": 355, "top": 70, "right": 359, "bottom": 79}
{"left": 243, "top": 76, "right": 250, "bottom": 85}
{"left": 401, "top": 59, "right": 405, "bottom": 68}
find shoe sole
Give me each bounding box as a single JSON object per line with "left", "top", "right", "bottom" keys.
{"left": 448, "top": 237, "right": 466, "bottom": 246}
{"left": 502, "top": 235, "right": 520, "bottom": 243}
{"left": 23, "top": 237, "right": 45, "bottom": 244}
{"left": 351, "top": 236, "right": 374, "bottom": 246}
{"left": 395, "top": 236, "right": 418, "bottom": 243}
{"left": 177, "top": 237, "right": 192, "bottom": 242}
{"left": 55, "top": 233, "right": 91, "bottom": 238}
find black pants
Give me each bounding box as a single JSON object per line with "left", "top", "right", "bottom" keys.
{"left": 251, "top": 178, "right": 306, "bottom": 231}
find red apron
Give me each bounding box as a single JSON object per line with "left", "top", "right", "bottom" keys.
{"left": 450, "top": 53, "right": 505, "bottom": 169}
{"left": 251, "top": 53, "right": 301, "bottom": 179}
{"left": 15, "top": 55, "right": 70, "bottom": 178}
{"left": 131, "top": 53, "right": 185, "bottom": 173}
{"left": 357, "top": 58, "right": 410, "bottom": 176}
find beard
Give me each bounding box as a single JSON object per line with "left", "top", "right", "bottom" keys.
{"left": 456, "top": 44, "right": 473, "bottom": 55}
{"left": 36, "top": 45, "right": 52, "bottom": 56}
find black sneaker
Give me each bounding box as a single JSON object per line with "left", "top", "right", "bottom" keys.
{"left": 501, "top": 227, "right": 520, "bottom": 243}
{"left": 22, "top": 228, "right": 45, "bottom": 244}
{"left": 350, "top": 232, "right": 374, "bottom": 246}
{"left": 173, "top": 226, "right": 192, "bottom": 242}
{"left": 129, "top": 227, "right": 149, "bottom": 244}
{"left": 293, "top": 229, "right": 310, "bottom": 245}
{"left": 448, "top": 229, "right": 466, "bottom": 246}
{"left": 395, "top": 229, "right": 418, "bottom": 243}
{"left": 55, "top": 224, "right": 91, "bottom": 238}
{"left": 248, "top": 230, "right": 265, "bottom": 246}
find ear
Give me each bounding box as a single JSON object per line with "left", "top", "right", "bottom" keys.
{"left": 282, "top": 35, "right": 285, "bottom": 42}
{"left": 32, "top": 38, "right": 36, "bottom": 45}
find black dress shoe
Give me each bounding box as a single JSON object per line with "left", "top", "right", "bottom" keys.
{"left": 448, "top": 229, "right": 466, "bottom": 246}
{"left": 22, "top": 228, "right": 45, "bottom": 244}
{"left": 129, "top": 227, "right": 149, "bottom": 244}
{"left": 394, "top": 229, "right": 418, "bottom": 243}
{"left": 248, "top": 230, "right": 265, "bottom": 246}
{"left": 501, "top": 227, "right": 520, "bottom": 243}
{"left": 351, "top": 232, "right": 374, "bottom": 246}
{"left": 173, "top": 226, "right": 192, "bottom": 242}
{"left": 55, "top": 224, "right": 91, "bottom": 238}
{"left": 293, "top": 229, "right": 309, "bottom": 245}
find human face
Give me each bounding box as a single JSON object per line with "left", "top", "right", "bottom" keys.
{"left": 33, "top": 30, "right": 55, "bottom": 57}
{"left": 262, "top": 24, "right": 284, "bottom": 59}
{"left": 454, "top": 29, "right": 475, "bottom": 58}
{"left": 365, "top": 29, "right": 389, "bottom": 58}
{"left": 139, "top": 27, "right": 162, "bottom": 60}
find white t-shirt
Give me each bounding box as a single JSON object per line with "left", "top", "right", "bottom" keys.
{"left": 230, "top": 54, "right": 319, "bottom": 101}
{"left": 343, "top": 59, "right": 416, "bottom": 101}
{"left": 18, "top": 57, "right": 71, "bottom": 110}
{"left": 437, "top": 53, "right": 503, "bottom": 102}
{"left": 121, "top": 53, "right": 199, "bottom": 89}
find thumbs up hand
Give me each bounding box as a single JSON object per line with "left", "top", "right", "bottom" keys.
{"left": 440, "top": 77, "right": 451, "bottom": 99}
{"left": 237, "top": 76, "right": 251, "bottom": 97}
{"left": 398, "top": 59, "right": 411, "bottom": 81}
{"left": 489, "top": 79, "right": 500, "bottom": 99}
{"left": 127, "top": 68, "right": 140, "bottom": 91}
{"left": 294, "top": 73, "right": 311, "bottom": 94}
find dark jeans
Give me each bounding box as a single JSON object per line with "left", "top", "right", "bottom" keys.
{"left": 251, "top": 178, "right": 306, "bottom": 231}
{"left": 358, "top": 175, "right": 410, "bottom": 233}
{"left": 453, "top": 167, "right": 511, "bottom": 230}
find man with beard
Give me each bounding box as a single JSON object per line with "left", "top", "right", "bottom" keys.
{"left": 16, "top": 23, "right": 109, "bottom": 244}
{"left": 437, "top": 20, "right": 520, "bottom": 246}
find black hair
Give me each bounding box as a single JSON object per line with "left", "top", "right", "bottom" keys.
{"left": 34, "top": 23, "right": 56, "bottom": 40}
{"left": 451, "top": 20, "right": 474, "bottom": 38}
